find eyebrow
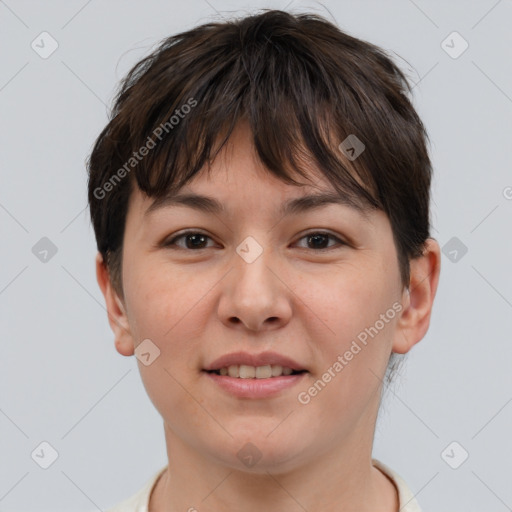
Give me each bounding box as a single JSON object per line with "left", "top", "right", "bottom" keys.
{"left": 144, "top": 191, "right": 372, "bottom": 220}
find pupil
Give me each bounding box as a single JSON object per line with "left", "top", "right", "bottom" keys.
{"left": 308, "top": 234, "right": 328, "bottom": 249}
{"left": 186, "top": 234, "right": 207, "bottom": 249}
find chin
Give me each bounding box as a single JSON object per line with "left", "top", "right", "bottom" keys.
{"left": 206, "top": 432, "right": 306, "bottom": 472}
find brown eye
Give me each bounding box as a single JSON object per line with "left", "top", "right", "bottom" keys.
{"left": 163, "top": 230, "right": 346, "bottom": 251}
{"left": 165, "top": 231, "right": 214, "bottom": 250}
{"left": 295, "top": 232, "right": 346, "bottom": 251}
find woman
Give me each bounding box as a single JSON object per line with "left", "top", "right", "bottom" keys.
{"left": 88, "top": 9, "right": 441, "bottom": 511}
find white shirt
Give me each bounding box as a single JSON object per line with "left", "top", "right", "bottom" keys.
{"left": 104, "top": 458, "right": 422, "bottom": 511}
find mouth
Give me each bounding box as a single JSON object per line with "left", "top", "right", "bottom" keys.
{"left": 202, "top": 366, "right": 308, "bottom": 398}
{"left": 203, "top": 351, "right": 308, "bottom": 376}
{"left": 203, "top": 366, "right": 308, "bottom": 378}
{"left": 201, "top": 351, "right": 309, "bottom": 398}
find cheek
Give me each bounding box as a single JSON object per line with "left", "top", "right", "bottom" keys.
{"left": 298, "top": 281, "right": 398, "bottom": 437}
{"left": 123, "top": 263, "right": 209, "bottom": 420}
{"left": 309, "top": 263, "right": 397, "bottom": 340}
{"left": 124, "top": 258, "right": 200, "bottom": 338}
{"left": 123, "top": 259, "right": 219, "bottom": 388}
{"left": 301, "top": 262, "right": 399, "bottom": 395}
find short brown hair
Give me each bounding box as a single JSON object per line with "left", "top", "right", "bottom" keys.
{"left": 87, "top": 9, "right": 433, "bottom": 314}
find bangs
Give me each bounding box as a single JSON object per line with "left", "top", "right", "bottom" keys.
{"left": 111, "top": 19, "right": 386, "bottom": 212}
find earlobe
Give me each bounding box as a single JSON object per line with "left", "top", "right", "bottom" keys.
{"left": 95, "top": 252, "right": 135, "bottom": 357}
{"left": 393, "top": 239, "right": 441, "bottom": 354}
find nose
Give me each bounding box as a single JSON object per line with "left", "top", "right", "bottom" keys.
{"left": 217, "top": 242, "right": 292, "bottom": 332}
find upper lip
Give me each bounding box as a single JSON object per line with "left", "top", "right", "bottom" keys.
{"left": 203, "top": 351, "right": 307, "bottom": 372}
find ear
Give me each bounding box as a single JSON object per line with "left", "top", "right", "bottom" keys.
{"left": 393, "top": 238, "right": 441, "bottom": 354}
{"left": 95, "top": 252, "right": 135, "bottom": 356}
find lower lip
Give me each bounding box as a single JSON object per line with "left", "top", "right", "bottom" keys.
{"left": 203, "top": 371, "right": 307, "bottom": 398}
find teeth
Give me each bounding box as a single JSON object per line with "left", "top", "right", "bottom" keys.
{"left": 217, "top": 364, "right": 296, "bottom": 378}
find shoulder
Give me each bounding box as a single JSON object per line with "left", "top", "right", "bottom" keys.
{"left": 372, "top": 458, "right": 423, "bottom": 512}
{"left": 104, "top": 466, "right": 167, "bottom": 512}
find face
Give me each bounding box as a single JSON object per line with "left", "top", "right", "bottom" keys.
{"left": 101, "top": 121, "right": 420, "bottom": 473}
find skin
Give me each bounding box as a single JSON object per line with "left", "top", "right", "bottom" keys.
{"left": 96, "top": 120, "right": 440, "bottom": 512}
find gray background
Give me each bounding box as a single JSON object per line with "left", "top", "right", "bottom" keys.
{"left": 1, "top": 0, "right": 511, "bottom": 510}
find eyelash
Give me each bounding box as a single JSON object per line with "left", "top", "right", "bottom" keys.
{"left": 164, "top": 230, "right": 347, "bottom": 251}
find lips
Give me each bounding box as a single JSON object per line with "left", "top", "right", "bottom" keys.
{"left": 203, "top": 351, "right": 307, "bottom": 372}
{"left": 204, "top": 370, "right": 307, "bottom": 398}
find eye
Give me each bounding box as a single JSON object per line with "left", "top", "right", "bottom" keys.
{"left": 164, "top": 231, "right": 216, "bottom": 250}
{"left": 163, "top": 230, "right": 346, "bottom": 251}
{"left": 294, "top": 231, "right": 346, "bottom": 251}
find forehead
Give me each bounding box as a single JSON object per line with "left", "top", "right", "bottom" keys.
{"left": 131, "top": 120, "right": 376, "bottom": 223}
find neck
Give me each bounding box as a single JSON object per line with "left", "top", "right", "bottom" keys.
{"left": 149, "top": 408, "right": 398, "bottom": 512}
